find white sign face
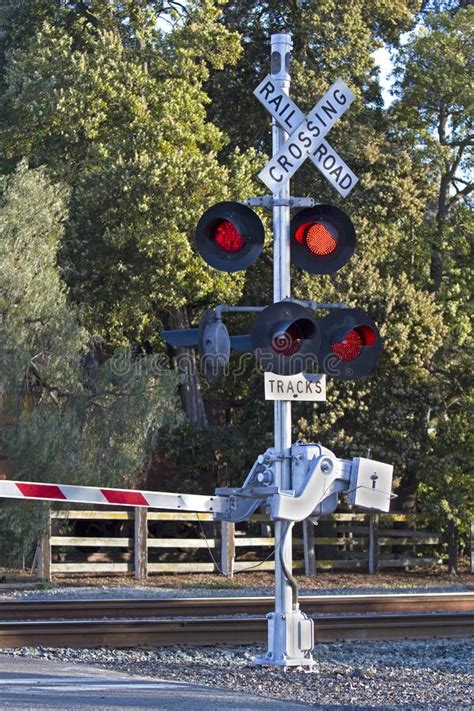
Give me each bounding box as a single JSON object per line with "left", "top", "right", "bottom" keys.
{"left": 256, "top": 78, "right": 356, "bottom": 194}
{"left": 253, "top": 75, "right": 305, "bottom": 132}
{"left": 310, "top": 139, "right": 358, "bottom": 198}
{"left": 264, "top": 372, "right": 326, "bottom": 401}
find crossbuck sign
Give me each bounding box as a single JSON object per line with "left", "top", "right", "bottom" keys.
{"left": 254, "top": 76, "right": 358, "bottom": 197}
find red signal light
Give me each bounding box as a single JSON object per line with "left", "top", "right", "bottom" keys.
{"left": 357, "top": 325, "right": 377, "bottom": 346}
{"left": 318, "top": 308, "right": 382, "bottom": 380}
{"left": 295, "top": 222, "right": 338, "bottom": 256}
{"left": 290, "top": 205, "right": 356, "bottom": 274}
{"left": 331, "top": 329, "right": 363, "bottom": 361}
{"left": 330, "top": 325, "right": 379, "bottom": 362}
{"left": 271, "top": 322, "right": 304, "bottom": 356}
{"left": 214, "top": 220, "right": 245, "bottom": 253}
{"left": 195, "top": 202, "right": 264, "bottom": 272}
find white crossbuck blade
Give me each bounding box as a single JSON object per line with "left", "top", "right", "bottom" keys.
{"left": 254, "top": 76, "right": 359, "bottom": 196}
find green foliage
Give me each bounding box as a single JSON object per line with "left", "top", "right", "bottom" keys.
{"left": 0, "top": 0, "right": 260, "bottom": 344}
{"left": 388, "top": 5, "right": 473, "bottom": 524}
{"left": 0, "top": 163, "right": 179, "bottom": 561}
{"left": 418, "top": 408, "right": 474, "bottom": 544}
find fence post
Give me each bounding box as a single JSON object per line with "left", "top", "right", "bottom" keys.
{"left": 38, "top": 504, "right": 52, "bottom": 583}
{"left": 368, "top": 513, "right": 379, "bottom": 574}
{"left": 447, "top": 519, "right": 458, "bottom": 575}
{"left": 303, "top": 519, "right": 316, "bottom": 575}
{"left": 471, "top": 520, "right": 474, "bottom": 574}
{"left": 134, "top": 507, "right": 148, "bottom": 581}
{"left": 220, "top": 520, "right": 235, "bottom": 577}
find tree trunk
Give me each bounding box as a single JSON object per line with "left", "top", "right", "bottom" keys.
{"left": 168, "top": 307, "right": 208, "bottom": 427}
{"left": 395, "top": 468, "right": 418, "bottom": 512}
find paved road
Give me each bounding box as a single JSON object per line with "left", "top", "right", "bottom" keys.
{"left": 0, "top": 654, "right": 311, "bottom": 710}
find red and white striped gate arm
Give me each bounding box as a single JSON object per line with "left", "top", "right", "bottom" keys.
{"left": 0, "top": 479, "right": 225, "bottom": 514}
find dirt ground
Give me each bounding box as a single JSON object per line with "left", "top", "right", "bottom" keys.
{"left": 1, "top": 561, "right": 472, "bottom": 592}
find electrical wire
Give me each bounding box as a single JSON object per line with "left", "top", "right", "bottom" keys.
{"left": 195, "top": 513, "right": 287, "bottom": 576}
{"left": 279, "top": 520, "right": 299, "bottom": 610}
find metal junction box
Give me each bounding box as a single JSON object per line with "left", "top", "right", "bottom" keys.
{"left": 348, "top": 457, "right": 393, "bottom": 513}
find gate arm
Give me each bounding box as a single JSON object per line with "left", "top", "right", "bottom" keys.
{"left": 0, "top": 480, "right": 228, "bottom": 515}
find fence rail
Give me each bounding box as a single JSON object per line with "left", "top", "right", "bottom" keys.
{"left": 32, "top": 507, "right": 447, "bottom": 582}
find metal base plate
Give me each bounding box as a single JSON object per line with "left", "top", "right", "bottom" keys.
{"left": 253, "top": 653, "right": 315, "bottom": 669}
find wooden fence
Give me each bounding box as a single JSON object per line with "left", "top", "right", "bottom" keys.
{"left": 35, "top": 507, "right": 444, "bottom": 582}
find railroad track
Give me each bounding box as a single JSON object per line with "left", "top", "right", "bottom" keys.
{"left": 0, "top": 612, "right": 473, "bottom": 648}
{"left": 1, "top": 591, "right": 473, "bottom": 620}
{"left": 0, "top": 593, "right": 472, "bottom": 648}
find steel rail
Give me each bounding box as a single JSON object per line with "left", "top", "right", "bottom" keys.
{"left": 0, "top": 592, "right": 473, "bottom": 621}
{"left": 0, "top": 612, "right": 473, "bottom": 648}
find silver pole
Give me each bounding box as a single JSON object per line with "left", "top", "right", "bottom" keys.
{"left": 271, "top": 34, "right": 293, "bottom": 627}
{"left": 254, "top": 32, "right": 314, "bottom": 669}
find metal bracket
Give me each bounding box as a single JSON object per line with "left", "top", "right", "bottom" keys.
{"left": 244, "top": 196, "right": 315, "bottom": 211}
{"left": 289, "top": 298, "right": 349, "bottom": 310}
{"left": 213, "top": 304, "right": 266, "bottom": 319}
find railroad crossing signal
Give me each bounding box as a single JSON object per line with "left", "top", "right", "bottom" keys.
{"left": 0, "top": 33, "right": 394, "bottom": 676}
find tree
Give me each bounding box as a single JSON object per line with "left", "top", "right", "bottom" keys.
{"left": 0, "top": 0, "right": 261, "bottom": 425}
{"left": 0, "top": 162, "right": 179, "bottom": 561}
{"left": 388, "top": 5, "right": 473, "bottom": 521}
{"left": 202, "top": 0, "right": 452, "bottom": 503}
{"left": 392, "top": 5, "right": 473, "bottom": 292}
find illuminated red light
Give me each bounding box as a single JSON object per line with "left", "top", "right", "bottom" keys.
{"left": 271, "top": 323, "right": 303, "bottom": 356}
{"left": 331, "top": 326, "right": 377, "bottom": 361}
{"left": 214, "top": 220, "right": 245, "bottom": 253}
{"left": 295, "top": 222, "right": 337, "bottom": 256}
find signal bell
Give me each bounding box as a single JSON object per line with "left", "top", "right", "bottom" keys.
{"left": 251, "top": 301, "right": 321, "bottom": 376}
{"left": 290, "top": 204, "right": 356, "bottom": 274}
{"left": 195, "top": 201, "right": 264, "bottom": 272}
{"left": 318, "top": 307, "right": 382, "bottom": 380}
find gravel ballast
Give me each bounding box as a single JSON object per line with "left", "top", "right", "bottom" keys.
{"left": 3, "top": 637, "right": 473, "bottom": 709}
{"left": 2, "top": 581, "right": 473, "bottom": 602}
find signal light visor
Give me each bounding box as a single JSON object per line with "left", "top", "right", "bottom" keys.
{"left": 271, "top": 319, "right": 316, "bottom": 356}
{"left": 252, "top": 302, "right": 321, "bottom": 376}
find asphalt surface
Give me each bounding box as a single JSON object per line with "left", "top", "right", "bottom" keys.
{"left": 0, "top": 654, "right": 312, "bottom": 710}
